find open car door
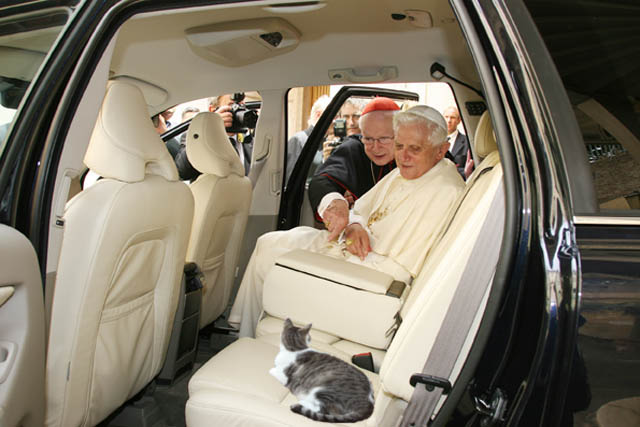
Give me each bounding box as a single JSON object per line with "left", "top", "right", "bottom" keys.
{"left": 0, "top": 2, "right": 77, "bottom": 426}
{"left": 279, "top": 85, "right": 419, "bottom": 229}
{"left": 0, "top": 227, "right": 45, "bottom": 427}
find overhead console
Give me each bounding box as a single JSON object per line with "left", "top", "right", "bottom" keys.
{"left": 185, "top": 17, "right": 301, "bottom": 67}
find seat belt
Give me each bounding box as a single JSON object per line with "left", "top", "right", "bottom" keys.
{"left": 399, "top": 182, "right": 505, "bottom": 427}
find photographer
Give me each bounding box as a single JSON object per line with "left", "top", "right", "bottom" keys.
{"left": 322, "top": 98, "right": 363, "bottom": 161}
{"left": 175, "top": 93, "right": 257, "bottom": 180}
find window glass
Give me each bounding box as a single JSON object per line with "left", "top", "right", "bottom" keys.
{"left": 525, "top": 0, "right": 640, "bottom": 212}
{"left": 285, "top": 82, "right": 461, "bottom": 188}
{"left": 157, "top": 92, "right": 261, "bottom": 180}
{"left": 0, "top": 10, "right": 69, "bottom": 149}
{"left": 286, "top": 83, "right": 460, "bottom": 227}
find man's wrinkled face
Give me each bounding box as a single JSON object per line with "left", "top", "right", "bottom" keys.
{"left": 340, "top": 103, "right": 362, "bottom": 136}
{"left": 443, "top": 107, "right": 461, "bottom": 135}
{"left": 394, "top": 122, "right": 448, "bottom": 180}
{"left": 360, "top": 111, "right": 395, "bottom": 166}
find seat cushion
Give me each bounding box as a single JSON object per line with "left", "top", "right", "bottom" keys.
{"left": 257, "top": 315, "right": 387, "bottom": 372}
{"left": 186, "top": 337, "right": 379, "bottom": 426}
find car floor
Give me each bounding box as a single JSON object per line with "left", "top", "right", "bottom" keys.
{"left": 101, "top": 325, "right": 238, "bottom": 427}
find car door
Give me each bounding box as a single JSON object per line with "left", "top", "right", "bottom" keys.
{"left": 0, "top": 2, "right": 105, "bottom": 426}
{"left": 279, "top": 86, "right": 420, "bottom": 229}
{"left": 0, "top": 3, "right": 78, "bottom": 425}
{"left": 520, "top": 1, "right": 640, "bottom": 424}
{"left": 0, "top": 226, "right": 46, "bottom": 427}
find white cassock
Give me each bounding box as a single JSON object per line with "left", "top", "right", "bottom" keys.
{"left": 229, "top": 159, "right": 465, "bottom": 337}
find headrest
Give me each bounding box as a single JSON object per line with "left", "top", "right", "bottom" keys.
{"left": 473, "top": 110, "right": 498, "bottom": 158}
{"left": 186, "top": 112, "right": 245, "bottom": 177}
{"left": 84, "top": 81, "right": 179, "bottom": 182}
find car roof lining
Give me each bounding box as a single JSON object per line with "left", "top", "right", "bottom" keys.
{"left": 109, "top": 0, "right": 479, "bottom": 114}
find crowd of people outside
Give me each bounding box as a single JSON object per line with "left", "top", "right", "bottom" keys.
{"left": 152, "top": 89, "right": 473, "bottom": 191}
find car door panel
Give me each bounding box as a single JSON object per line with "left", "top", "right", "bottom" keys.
{"left": 0, "top": 225, "right": 45, "bottom": 427}
{"left": 575, "top": 223, "right": 640, "bottom": 421}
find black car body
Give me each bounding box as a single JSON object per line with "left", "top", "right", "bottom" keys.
{"left": 0, "top": 0, "right": 638, "bottom": 426}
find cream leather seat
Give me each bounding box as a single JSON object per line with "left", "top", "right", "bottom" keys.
{"left": 185, "top": 111, "right": 501, "bottom": 426}
{"left": 248, "top": 111, "right": 501, "bottom": 372}
{"left": 46, "top": 81, "right": 194, "bottom": 427}
{"left": 184, "top": 112, "right": 252, "bottom": 329}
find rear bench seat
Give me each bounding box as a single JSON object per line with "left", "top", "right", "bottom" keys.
{"left": 185, "top": 111, "right": 503, "bottom": 426}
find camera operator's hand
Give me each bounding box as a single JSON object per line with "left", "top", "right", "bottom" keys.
{"left": 323, "top": 199, "right": 349, "bottom": 241}
{"left": 323, "top": 137, "right": 340, "bottom": 161}
{"left": 153, "top": 113, "right": 168, "bottom": 135}
{"left": 214, "top": 104, "right": 234, "bottom": 129}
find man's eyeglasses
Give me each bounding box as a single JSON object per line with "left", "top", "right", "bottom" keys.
{"left": 362, "top": 136, "right": 394, "bottom": 146}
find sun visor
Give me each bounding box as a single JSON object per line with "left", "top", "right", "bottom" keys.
{"left": 185, "top": 18, "right": 300, "bottom": 67}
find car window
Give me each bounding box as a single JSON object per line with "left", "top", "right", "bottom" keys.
{"left": 525, "top": 0, "right": 640, "bottom": 213}
{"left": 0, "top": 10, "right": 69, "bottom": 150}
{"left": 158, "top": 92, "right": 261, "bottom": 181}
{"left": 286, "top": 82, "right": 460, "bottom": 188}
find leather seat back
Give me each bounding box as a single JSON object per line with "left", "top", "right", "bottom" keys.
{"left": 46, "top": 81, "right": 194, "bottom": 427}
{"left": 185, "top": 112, "right": 252, "bottom": 328}
{"left": 472, "top": 110, "right": 498, "bottom": 159}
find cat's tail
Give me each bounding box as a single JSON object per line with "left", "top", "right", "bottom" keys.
{"left": 290, "top": 403, "right": 374, "bottom": 423}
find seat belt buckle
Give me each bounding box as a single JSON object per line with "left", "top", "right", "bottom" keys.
{"left": 351, "top": 352, "right": 375, "bottom": 372}
{"left": 409, "top": 374, "right": 452, "bottom": 394}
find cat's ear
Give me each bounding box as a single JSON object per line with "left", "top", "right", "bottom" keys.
{"left": 284, "top": 318, "right": 294, "bottom": 328}
{"left": 301, "top": 323, "right": 312, "bottom": 335}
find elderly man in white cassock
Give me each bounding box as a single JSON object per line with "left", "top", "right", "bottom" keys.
{"left": 229, "top": 105, "right": 465, "bottom": 337}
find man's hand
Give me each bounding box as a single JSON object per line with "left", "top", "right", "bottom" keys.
{"left": 344, "top": 223, "right": 371, "bottom": 260}
{"left": 464, "top": 150, "right": 474, "bottom": 179}
{"left": 215, "top": 104, "right": 234, "bottom": 129}
{"left": 322, "top": 138, "right": 339, "bottom": 161}
{"left": 322, "top": 199, "right": 349, "bottom": 241}
{"left": 343, "top": 190, "right": 355, "bottom": 208}
{"left": 154, "top": 114, "right": 168, "bottom": 135}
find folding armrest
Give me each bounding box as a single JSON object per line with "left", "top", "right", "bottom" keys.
{"left": 262, "top": 249, "right": 410, "bottom": 350}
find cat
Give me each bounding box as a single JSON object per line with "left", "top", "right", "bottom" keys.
{"left": 269, "top": 318, "right": 375, "bottom": 423}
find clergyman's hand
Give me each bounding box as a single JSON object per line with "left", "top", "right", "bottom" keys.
{"left": 344, "top": 223, "right": 371, "bottom": 260}
{"left": 343, "top": 190, "right": 355, "bottom": 208}
{"left": 322, "top": 199, "right": 349, "bottom": 241}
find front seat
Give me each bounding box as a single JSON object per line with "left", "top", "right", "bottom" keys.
{"left": 45, "top": 81, "right": 194, "bottom": 427}
{"left": 184, "top": 112, "right": 252, "bottom": 329}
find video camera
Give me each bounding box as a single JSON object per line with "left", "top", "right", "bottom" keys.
{"left": 226, "top": 92, "right": 259, "bottom": 133}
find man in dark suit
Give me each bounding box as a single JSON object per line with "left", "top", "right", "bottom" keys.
{"left": 444, "top": 106, "right": 473, "bottom": 179}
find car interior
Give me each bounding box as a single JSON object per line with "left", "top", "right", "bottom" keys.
{"left": 2, "top": 1, "right": 507, "bottom": 426}
{"left": 3, "top": 0, "right": 589, "bottom": 426}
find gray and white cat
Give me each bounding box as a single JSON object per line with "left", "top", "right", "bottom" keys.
{"left": 269, "top": 318, "right": 374, "bottom": 423}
